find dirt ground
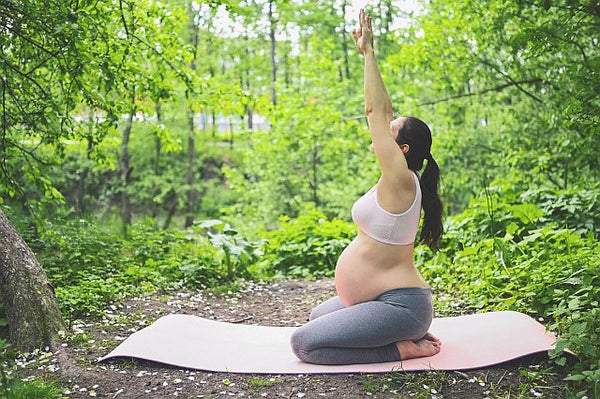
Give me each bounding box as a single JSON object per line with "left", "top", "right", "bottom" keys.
{"left": 16, "top": 278, "right": 571, "bottom": 398}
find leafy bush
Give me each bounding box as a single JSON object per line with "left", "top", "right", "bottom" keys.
{"left": 418, "top": 182, "right": 600, "bottom": 394}
{"left": 26, "top": 217, "right": 250, "bottom": 319}
{"left": 261, "top": 209, "right": 356, "bottom": 278}
{"left": 123, "top": 221, "right": 224, "bottom": 289}
{"left": 32, "top": 218, "right": 124, "bottom": 287}
{"left": 520, "top": 184, "right": 600, "bottom": 238}
{"left": 194, "top": 220, "right": 264, "bottom": 281}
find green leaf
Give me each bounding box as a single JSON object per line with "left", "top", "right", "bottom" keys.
{"left": 197, "top": 220, "right": 225, "bottom": 230}
{"left": 506, "top": 222, "right": 519, "bottom": 236}
{"left": 509, "top": 204, "right": 544, "bottom": 224}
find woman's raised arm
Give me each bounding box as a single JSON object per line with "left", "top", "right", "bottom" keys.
{"left": 353, "top": 10, "right": 410, "bottom": 182}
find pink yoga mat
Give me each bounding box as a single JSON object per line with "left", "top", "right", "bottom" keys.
{"left": 100, "top": 311, "right": 559, "bottom": 374}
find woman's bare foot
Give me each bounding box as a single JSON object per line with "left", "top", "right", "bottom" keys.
{"left": 395, "top": 333, "right": 441, "bottom": 360}
{"left": 422, "top": 332, "right": 441, "bottom": 346}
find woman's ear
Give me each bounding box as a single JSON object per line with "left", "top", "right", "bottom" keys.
{"left": 401, "top": 144, "right": 410, "bottom": 154}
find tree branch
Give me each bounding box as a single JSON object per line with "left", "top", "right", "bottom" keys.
{"left": 520, "top": 13, "right": 594, "bottom": 73}
{"left": 0, "top": 55, "right": 50, "bottom": 98}
{"left": 130, "top": 33, "right": 194, "bottom": 91}
{"left": 1, "top": 77, "right": 6, "bottom": 144}
{"left": 417, "top": 78, "right": 543, "bottom": 107}
{"left": 118, "top": 0, "right": 130, "bottom": 38}
{"left": 8, "top": 138, "right": 52, "bottom": 167}
{"left": 479, "top": 59, "right": 543, "bottom": 103}
{"left": 0, "top": 19, "right": 64, "bottom": 57}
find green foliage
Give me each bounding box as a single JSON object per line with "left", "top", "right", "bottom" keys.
{"left": 520, "top": 184, "right": 600, "bottom": 238}
{"left": 0, "top": 0, "right": 192, "bottom": 211}
{"left": 417, "top": 182, "right": 600, "bottom": 393}
{"left": 387, "top": 0, "right": 599, "bottom": 213}
{"left": 195, "top": 220, "right": 264, "bottom": 281}
{"left": 34, "top": 218, "right": 124, "bottom": 287}
{"left": 3, "top": 380, "right": 63, "bottom": 399}
{"left": 0, "top": 339, "right": 62, "bottom": 399}
{"left": 222, "top": 33, "right": 374, "bottom": 227}
{"left": 27, "top": 216, "right": 257, "bottom": 320}
{"left": 261, "top": 209, "right": 356, "bottom": 278}
{"left": 2, "top": 1, "right": 599, "bottom": 395}
{"left": 248, "top": 376, "right": 281, "bottom": 388}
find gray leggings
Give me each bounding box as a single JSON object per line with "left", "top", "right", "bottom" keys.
{"left": 290, "top": 287, "right": 433, "bottom": 365}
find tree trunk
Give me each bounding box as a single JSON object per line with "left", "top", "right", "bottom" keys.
{"left": 121, "top": 87, "right": 136, "bottom": 237}
{"left": 341, "top": 0, "right": 350, "bottom": 80}
{"left": 283, "top": 33, "right": 290, "bottom": 88}
{"left": 311, "top": 142, "right": 320, "bottom": 206}
{"left": 229, "top": 119, "right": 234, "bottom": 149}
{"left": 211, "top": 111, "right": 216, "bottom": 137}
{"left": 163, "top": 189, "right": 178, "bottom": 229}
{"left": 76, "top": 112, "right": 94, "bottom": 215}
{"left": 0, "top": 209, "right": 65, "bottom": 351}
{"left": 244, "top": 36, "right": 254, "bottom": 130}
{"left": 152, "top": 102, "right": 163, "bottom": 220}
{"left": 184, "top": 106, "right": 197, "bottom": 228}
{"left": 76, "top": 162, "right": 90, "bottom": 216}
{"left": 269, "top": 0, "right": 277, "bottom": 106}
{"left": 154, "top": 102, "right": 163, "bottom": 176}
{"left": 184, "top": 1, "right": 200, "bottom": 228}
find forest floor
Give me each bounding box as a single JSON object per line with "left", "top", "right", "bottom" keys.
{"left": 17, "top": 278, "right": 572, "bottom": 398}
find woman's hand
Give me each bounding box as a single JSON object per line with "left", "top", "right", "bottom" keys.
{"left": 352, "top": 9, "right": 374, "bottom": 56}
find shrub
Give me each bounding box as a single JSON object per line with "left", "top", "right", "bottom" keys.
{"left": 32, "top": 218, "right": 124, "bottom": 287}
{"left": 28, "top": 217, "right": 247, "bottom": 319}
{"left": 194, "top": 220, "right": 264, "bottom": 281}
{"left": 418, "top": 181, "right": 600, "bottom": 395}
{"left": 262, "top": 209, "right": 356, "bottom": 278}
{"left": 520, "top": 184, "right": 600, "bottom": 238}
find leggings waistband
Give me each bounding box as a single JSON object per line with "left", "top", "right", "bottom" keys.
{"left": 375, "top": 287, "right": 432, "bottom": 301}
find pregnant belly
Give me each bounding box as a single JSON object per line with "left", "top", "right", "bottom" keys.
{"left": 334, "top": 236, "right": 428, "bottom": 306}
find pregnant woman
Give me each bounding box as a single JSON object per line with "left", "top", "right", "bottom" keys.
{"left": 290, "top": 9, "right": 443, "bottom": 365}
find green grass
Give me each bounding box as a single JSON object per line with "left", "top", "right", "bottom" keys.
{"left": 360, "top": 371, "right": 447, "bottom": 397}
{"left": 4, "top": 379, "right": 63, "bottom": 399}
{"left": 248, "top": 376, "right": 281, "bottom": 388}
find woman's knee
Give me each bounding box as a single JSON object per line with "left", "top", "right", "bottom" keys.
{"left": 290, "top": 327, "right": 313, "bottom": 363}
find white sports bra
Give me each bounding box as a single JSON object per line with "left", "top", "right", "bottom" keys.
{"left": 351, "top": 173, "right": 422, "bottom": 246}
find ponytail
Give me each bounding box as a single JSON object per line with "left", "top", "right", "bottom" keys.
{"left": 419, "top": 155, "right": 443, "bottom": 251}
{"left": 395, "top": 116, "right": 443, "bottom": 251}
